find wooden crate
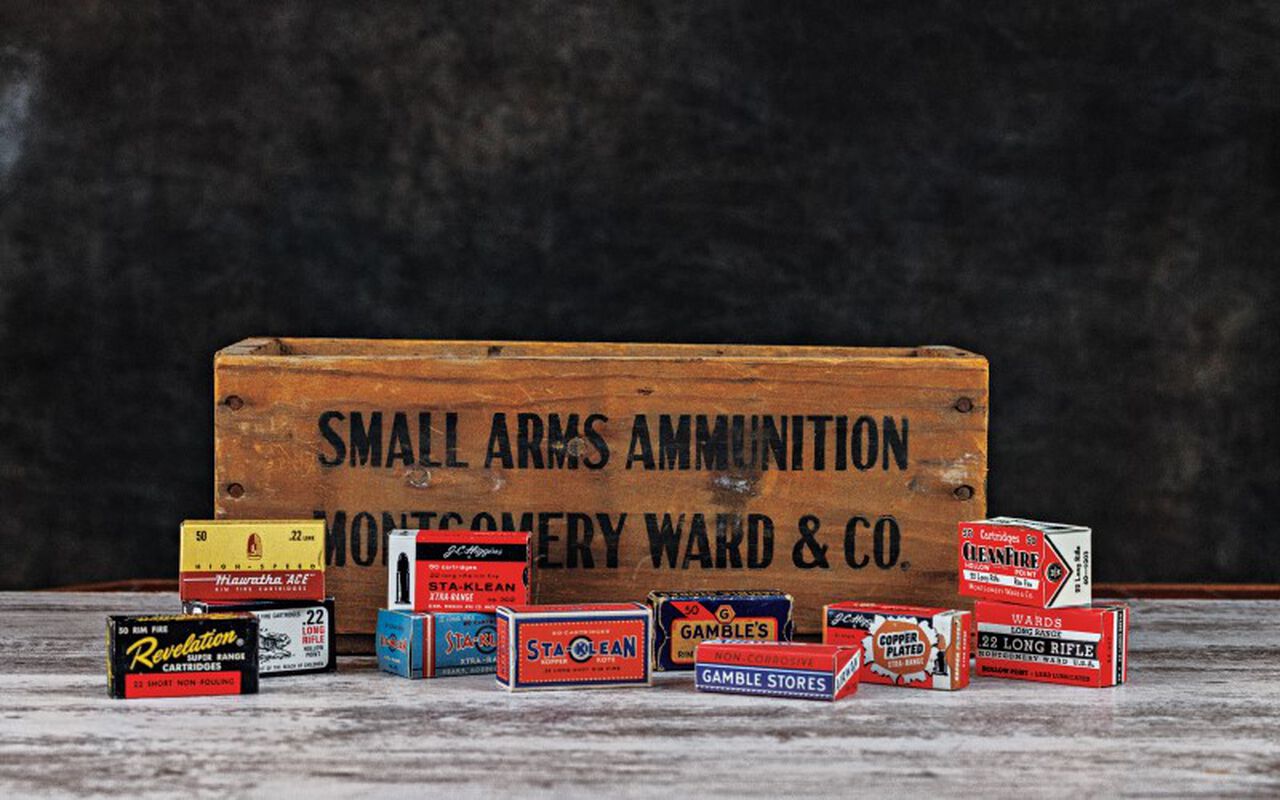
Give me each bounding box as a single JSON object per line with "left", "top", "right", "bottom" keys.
{"left": 214, "top": 339, "right": 987, "bottom": 644}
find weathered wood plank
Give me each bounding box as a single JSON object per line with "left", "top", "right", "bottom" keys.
{"left": 0, "top": 592, "right": 1276, "bottom": 797}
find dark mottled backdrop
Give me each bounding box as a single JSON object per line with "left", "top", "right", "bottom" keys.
{"left": 1, "top": 2, "right": 1276, "bottom": 588}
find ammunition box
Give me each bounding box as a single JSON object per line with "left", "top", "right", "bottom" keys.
{"left": 179, "top": 519, "right": 325, "bottom": 603}
{"left": 975, "top": 601, "right": 1129, "bottom": 687}
{"left": 387, "top": 530, "right": 532, "bottom": 613}
{"left": 959, "top": 517, "right": 1091, "bottom": 608}
{"left": 648, "top": 590, "right": 794, "bottom": 671}
{"left": 106, "top": 613, "right": 259, "bottom": 699}
{"left": 215, "top": 338, "right": 990, "bottom": 643}
{"left": 375, "top": 608, "right": 498, "bottom": 678}
{"left": 496, "top": 603, "right": 651, "bottom": 691}
{"left": 694, "top": 640, "right": 861, "bottom": 701}
{"left": 824, "top": 602, "right": 971, "bottom": 690}
{"left": 184, "top": 598, "right": 336, "bottom": 677}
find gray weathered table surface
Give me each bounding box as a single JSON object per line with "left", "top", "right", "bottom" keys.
{"left": 1, "top": 593, "right": 1277, "bottom": 799}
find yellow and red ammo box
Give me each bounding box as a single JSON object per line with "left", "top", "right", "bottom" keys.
{"left": 179, "top": 520, "right": 325, "bottom": 603}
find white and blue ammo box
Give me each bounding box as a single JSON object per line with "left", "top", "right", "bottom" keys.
{"left": 375, "top": 608, "right": 498, "bottom": 678}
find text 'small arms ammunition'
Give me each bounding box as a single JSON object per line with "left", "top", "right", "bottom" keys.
{"left": 375, "top": 609, "right": 498, "bottom": 678}
{"left": 694, "top": 641, "right": 861, "bottom": 701}
{"left": 179, "top": 519, "right": 325, "bottom": 603}
{"left": 184, "top": 598, "right": 336, "bottom": 676}
{"left": 823, "top": 602, "right": 971, "bottom": 690}
{"left": 959, "top": 517, "right": 1091, "bottom": 608}
{"left": 648, "top": 590, "right": 794, "bottom": 671}
{"left": 975, "top": 601, "right": 1129, "bottom": 687}
{"left": 106, "top": 613, "right": 259, "bottom": 699}
{"left": 388, "top": 530, "right": 532, "bottom": 613}
{"left": 496, "top": 603, "right": 651, "bottom": 691}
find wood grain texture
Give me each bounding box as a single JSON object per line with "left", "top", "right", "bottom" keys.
{"left": 1, "top": 592, "right": 1276, "bottom": 798}
{"left": 214, "top": 339, "right": 988, "bottom": 636}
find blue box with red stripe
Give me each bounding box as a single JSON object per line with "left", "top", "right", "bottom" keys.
{"left": 375, "top": 608, "right": 497, "bottom": 678}
{"left": 694, "top": 640, "right": 862, "bottom": 701}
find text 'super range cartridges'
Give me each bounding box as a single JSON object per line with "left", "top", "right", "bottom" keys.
{"left": 106, "top": 613, "right": 259, "bottom": 699}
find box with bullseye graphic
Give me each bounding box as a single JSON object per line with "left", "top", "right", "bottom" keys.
{"left": 823, "top": 602, "right": 970, "bottom": 690}
{"left": 495, "top": 603, "right": 651, "bottom": 691}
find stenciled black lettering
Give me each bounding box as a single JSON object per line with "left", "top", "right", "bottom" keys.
{"left": 485, "top": 413, "right": 513, "bottom": 469}
{"left": 537, "top": 511, "right": 564, "bottom": 568}
{"left": 418, "top": 412, "right": 442, "bottom": 468}
{"left": 851, "top": 415, "right": 877, "bottom": 471}
{"left": 546, "top": 414, "right": 581, "bottom": 470}
{"left": 566, "top": 512, "right": 594, "bottom": 568}
{"left": 445, "top": 412, "right": 468, "bottom": 467}
{"left": 597, "top": 513, "right": 624, "bottom": 568}
{"left": 317, "top": 412, "right": 346, "bottom": 466}
{"left": 583, "top": 414, "right": 609, "bottom": 469}
{"left": 748, "top": 514, "right": 774, "bottom": 568}
{"left": 874, "top": 516, "right": 901, "bottom": 568}
{"left": 386, "top": 412, "right": 414, "bottom": 468}
{"left": 681, "top": 514, "right": 713, "bottom": 568}
{"left": 350, "top": 412, "right": 383, "bottom": 467}
{"left": 695, "top": 415, "right": 729, "bottom": 470}
{"left": 715, "top": 514, "right": 744, "bottom": 568}
{"left": 350, "top": 511, "right": 378, "bottom": 567}
{"left": 808, "top": 415, "right": 833, "bottom": 470}
{"left": 761, "top": 416, "right": 787, "bottom": 470}
{"left": 645, "top": 512, "right": 683, "bottom": 567}
{"left": 793, "top": 514, "right": 829, "bottom": 569}
{"left": 883, "top": 417, "right": 908, "bottom": 470}
{"left": 626, "top": 415, "right": 656, "bottom": 470}
{"left": 517, "top": 413, "right": 544, "bottom": 469}
{"left": 316, "top": 509, "right": 344, "bottom": 566}
{"left": 844, "top": 516, "right": 871, "bottom": 568}
{"left": 658, "top": 415, "right": 691, "bottom": 470}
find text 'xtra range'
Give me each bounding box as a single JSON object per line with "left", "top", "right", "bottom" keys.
{"left": 106, "top": 516, "right": 1127, "bottom": 699}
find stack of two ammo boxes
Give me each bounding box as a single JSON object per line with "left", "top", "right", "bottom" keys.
{"left": 106, "top": 520, "right": 336, "bottom": 699}
{"left": 960, "top": 517, "right": 1128, "bottom": 688}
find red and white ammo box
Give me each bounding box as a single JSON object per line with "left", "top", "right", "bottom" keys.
{"left": 495, "top": 603, "right": 652, "bottom": 692}
{"left": 975, "top": 600, "right": 1129, "bottom": 688}
{"left": 823, "top": 602, "right": 971, "bottom": 691}
{"left": 959, "top": 517, "right": 1091, "bottom": 609}
{"left": 387, "top": 530, "right": 532, "bottom": 613}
